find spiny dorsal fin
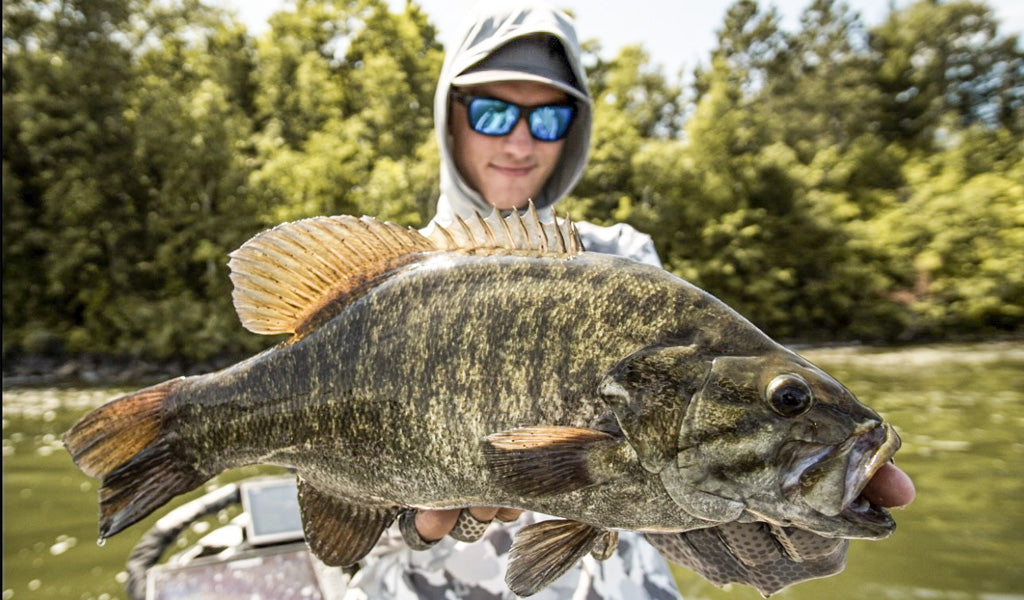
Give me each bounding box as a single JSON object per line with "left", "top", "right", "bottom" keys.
{"left": 228, "top": 205, "right": 583, "bottom": 336}
{"left": 429, "top": 201, "right": 582, "bottom": 254}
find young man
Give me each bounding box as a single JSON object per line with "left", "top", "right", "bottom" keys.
{"left": 336, "top": 3, "right": 681, "bottom": 598}
{"left": 336, "top": 3, "right": 915, "bottom": 598}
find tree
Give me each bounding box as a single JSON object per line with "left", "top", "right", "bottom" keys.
{"left": 3, "top": 0, "right": 139, "bottom": 354}
{"left": 871, "top": 135, "right": 1024, "bottom": 337}
{"left": 118, "top": 5, "right": 265, "bottom": 358}
{"left": 249, "top": 0, "right": 442, "bottom": 225}
{"left": 774, "top": 0, "right": 883, "bottom": 160}
{"left": 870, "top": 0, "right": 1024, "bottom": 148}
{"left": 694, "top": 0, "right": 790, "bottom": 101}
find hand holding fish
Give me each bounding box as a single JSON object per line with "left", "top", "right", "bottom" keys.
{"left": 65, "top": 209, "right": 914, "bottom": 597}
{"left": 411, "top": 507, "right": 523, "bottom": 544}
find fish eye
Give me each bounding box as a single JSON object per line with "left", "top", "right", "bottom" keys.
{"left": 765, "top": 374, "right": 814, "bottom": 417}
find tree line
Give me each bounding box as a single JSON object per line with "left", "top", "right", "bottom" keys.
{"left": 3, "top": 0, "right": 1022, "bottom": 362}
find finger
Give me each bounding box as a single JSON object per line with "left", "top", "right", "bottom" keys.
{"left": 399, "top": 509, "right": 440, "bottom": 550}
{"left": 494, "top": 508, "right": 523, "bottom": 522}
{"left": 415, "top": 508, "right": 461, "bottom": 542}
{"left": 468, "top": 507, "right": 500, "bottom": 522}
{"left": 863, "top": 463, "right": 915, "bottom": 508}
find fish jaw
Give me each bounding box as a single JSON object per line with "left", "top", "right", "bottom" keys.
{"left": 780, "top": 422, "right": 901, "bottom": 539}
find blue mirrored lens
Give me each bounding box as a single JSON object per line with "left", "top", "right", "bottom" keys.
{"left": 468, "top": 99, "right": 520, "bottom": 136}
{"left": 465, "top": 97, "right": 574, "bottom": 141}
{"left": 528, "top": 106, "right": 574, "bottom": 141}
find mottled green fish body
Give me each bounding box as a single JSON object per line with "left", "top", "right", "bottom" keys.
{"left": 65, "top": 209, "right": 902, "bottom": 597}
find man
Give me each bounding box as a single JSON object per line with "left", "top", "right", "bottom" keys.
{"left": 337, "top": 2, "right": 682, "bottom": 598}
{"left": 339, "top": 2, "right": 915, "bottom": 598}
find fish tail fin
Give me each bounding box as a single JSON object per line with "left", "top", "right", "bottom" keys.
{"left": 63, "top": 377, "right": 206, "bottom": 539}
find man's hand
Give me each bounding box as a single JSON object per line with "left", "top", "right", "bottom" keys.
{"left": 415, "top": 507, "right": 523, "bottom": 542}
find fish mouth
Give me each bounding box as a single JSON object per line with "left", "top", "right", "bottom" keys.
{"left": 782, "top": 423, "right": 901, "bottom": 538}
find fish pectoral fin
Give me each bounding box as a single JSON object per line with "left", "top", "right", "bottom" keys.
{"left": 296, "top": 478, "right": 399, "bottom": 567}
{"left": 506, "top": 519, "right": 606, "bottom": 597}
{"left": 482, "top": 426, "right": 627, "bottom": 496}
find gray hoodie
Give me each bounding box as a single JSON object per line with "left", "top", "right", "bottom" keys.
{"left": 431, "top": 0, "right": 592, "bottom": 226}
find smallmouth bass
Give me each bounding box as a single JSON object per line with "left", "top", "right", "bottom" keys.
{"left": 65, "top": 207, "right": 909, "bottom": 596}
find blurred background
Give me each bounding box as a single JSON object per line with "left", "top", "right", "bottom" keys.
{"left": 3, "top": 0, "right": 1022, "bottom": 598}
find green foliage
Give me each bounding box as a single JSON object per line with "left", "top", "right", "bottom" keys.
{"left": 574, "top": 0, "right": 1021, "bottom": 343}
{"left": 871, "top": 142, "right": 1024, "bottom": 337}
{"left": 870, "top": 0, "right": 1024, "bottom": 146}
{"left": 248, "top": 0, "right": 441, "bottom": 224}
{"left": 2, "top": 0, "right": 1022, "bottom": 362}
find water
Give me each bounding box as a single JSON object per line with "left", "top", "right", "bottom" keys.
{"left": 3, "top": 342, "right": 1023, "bottom": 599}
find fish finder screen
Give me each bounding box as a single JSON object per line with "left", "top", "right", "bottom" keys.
{"left": 241, "top": 478, "right": 305, "bottom": 546}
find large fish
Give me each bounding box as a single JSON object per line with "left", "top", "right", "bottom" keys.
{"left": 65, "top": 208, "right": 908, "bottom": 596}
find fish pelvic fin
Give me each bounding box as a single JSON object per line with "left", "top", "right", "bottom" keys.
{"left": 62, "top": 378, "right": 206, "bottom": 540}
{"left": 644, "top": 523, "right": 848, "bottom": 597}
{"left": 506, "top": 519, "right": 607, "bottom": 597}
{"left": 228, "top": 203, "right": 582, "bottom": 338}
{"left": 482, "top": 426, "right": 629, "bottom": 496}
{"left": 296, "top": 478, "right": 399, "bottom": 566}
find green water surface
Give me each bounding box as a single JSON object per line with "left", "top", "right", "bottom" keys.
{"left": 3, "top": 342, "right": 1023, "bottom": 599}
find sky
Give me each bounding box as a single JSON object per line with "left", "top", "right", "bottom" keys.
{"left": 215, "top": 0, "right": 1023, "bottom": 74}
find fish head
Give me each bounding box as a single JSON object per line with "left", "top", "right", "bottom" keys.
{"left": 662, "top": 350, "right": 900, "bottom": 540}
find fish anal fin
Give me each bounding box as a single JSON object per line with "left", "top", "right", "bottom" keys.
{"left": 506, "top": 519, "right": 606, "bottom": 597}
{"left": 482, "top": 426, "right": 629, "bottom": 497}
{"left": 296, "top": 478, "right": 399, "bottom": 567}
{"left": 229, "top": 216, "right": 436, "bottom": 337}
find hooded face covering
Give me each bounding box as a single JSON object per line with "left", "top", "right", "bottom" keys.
{"left": 431, "top": 1, "right": 593, "bottom": 226}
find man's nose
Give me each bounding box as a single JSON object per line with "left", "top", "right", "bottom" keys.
{"left": 503, "top": 118, "right": 535, "bottom": 156}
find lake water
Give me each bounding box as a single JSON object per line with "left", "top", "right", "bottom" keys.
{"left": 3, "top": 341, "right": 1023, "bottom": 599}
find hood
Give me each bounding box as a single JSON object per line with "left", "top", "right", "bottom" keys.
{"left": 432, "top": 0, "right": 593, "bottom": 226}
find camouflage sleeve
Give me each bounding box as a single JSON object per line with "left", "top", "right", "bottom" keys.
{"left": 336, "top": 512, "right": 682, "bottom": 599}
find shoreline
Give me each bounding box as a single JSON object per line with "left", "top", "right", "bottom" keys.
{"left": 4, "top": 335, "right": 1022, "bottom": 390}
{"left": 1, "top": 352, "right": 249, "bottom": 389}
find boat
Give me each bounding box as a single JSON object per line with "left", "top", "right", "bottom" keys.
{"left": 127, "top": 476, "right": 352, "bottom": 599}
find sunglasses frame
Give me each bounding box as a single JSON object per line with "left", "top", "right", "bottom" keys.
{"left": 450, "top": 91, "right": 576, "bottom": 142}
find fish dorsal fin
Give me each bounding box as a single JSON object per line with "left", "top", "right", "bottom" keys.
{"left": 429, "top": 201, "right": 583, "bottom": 254}
{"left": 228, "top": 215, "right": 436, "bottom": 336}
{"left": 228, "top": 205, "right": 582, "bottom": 336}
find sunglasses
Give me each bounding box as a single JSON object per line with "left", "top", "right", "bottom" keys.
{"left": 451, "top": 92, "right": 576, "bottom": 142}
